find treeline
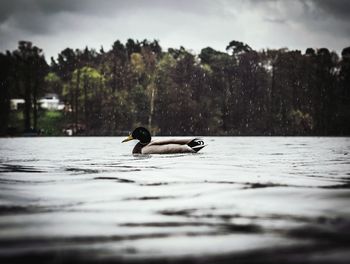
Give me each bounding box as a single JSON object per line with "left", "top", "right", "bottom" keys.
{"left": 0, "top": 39, "right": 349, "bottom": 136}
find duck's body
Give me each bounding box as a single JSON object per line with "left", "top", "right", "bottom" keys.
{"left": 133, "top": 138, "right": 205, "bottom": 154}
{"left": 122, "top": 127, "right": 206, "bottom": 154}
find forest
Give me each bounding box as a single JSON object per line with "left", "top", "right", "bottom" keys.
{"left": 0, "top": 39, "right": 349, "bottom": 136}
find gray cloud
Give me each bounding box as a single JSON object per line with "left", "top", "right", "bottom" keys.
{"left": 0, "top": 0, "right": 81, "bottom": 35}
{"left": 311, "top": 0, "right": 350, "bottom": 20}
{"left": 0, "top": 0, "right": 79, "bottom": 22}
{"left": 301, "top": 0, "right": 350, "bottom": 37}
{"left": 0, "top": 0, "right": 349, "bottom": 58}
{"left": 247, "top": 0, "right": 350, "bottom": 39}
{"left": 264, "top": 17, "right": 287, "bottom": 24}
{"left": 0, "top": 0, "right": 225, "bottom": 35}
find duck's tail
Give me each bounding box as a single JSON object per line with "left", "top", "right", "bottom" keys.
{"left": 187, "top": 138, "right": 206, "bottom": 152}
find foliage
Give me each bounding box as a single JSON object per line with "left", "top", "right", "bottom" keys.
{"left": 1, "top": 39, "right": 349, "bottom": 136}
{"left": 38, "top": 110, "right": 65, "bottom": 136}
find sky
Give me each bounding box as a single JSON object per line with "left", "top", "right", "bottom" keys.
{"left": 0, "top": 0, "right": 350, "bottom": 59}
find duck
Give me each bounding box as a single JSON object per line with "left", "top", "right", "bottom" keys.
{"left": 122, "top": 127, "right": 206, "bottom": 154}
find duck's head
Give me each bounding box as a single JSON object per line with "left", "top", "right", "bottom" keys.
{"left": 122, "top": 127, "right": 151, "bottom": 144}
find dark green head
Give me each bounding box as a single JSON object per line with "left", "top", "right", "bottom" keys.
{"left": 122, "top": 127, "right": 151, "bottom": 144}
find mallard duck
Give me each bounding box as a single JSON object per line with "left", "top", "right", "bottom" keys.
{"left": 122, "top": 127, "right": 206, "bottom": 154}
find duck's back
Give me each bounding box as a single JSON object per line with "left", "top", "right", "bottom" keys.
{"left": 136, "top": 138, "right": 205, "bottom": 154}
{"left": 142, "top": 143, "right": 194, "bottom": 154}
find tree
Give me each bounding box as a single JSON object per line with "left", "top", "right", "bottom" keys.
{"left": 12, "top": 41, "right": 48, "bottom": 133}
{"left": 0, "top": 52, "right": 13, "bottom": 135}
{"left": 226, "top": 40, "right": 252, "bottom": 55}
{"left": 2, "top": 38, "right": 350, "bottom": 136}
{"left": 337, "top": 47, "right": 350, "bottom": 134}
{"left": 312, "top": 48, "right": 338, "bottom": 135}
{"left": 44, "top": 72, "right": 63, "bottom": 95}
{"left": 199, "top": 47, "right": 236, "bottom": 133}
{"left": 70, "top": 66, "right": 105, "bottom": 134}
{"left": 154, "top": 48, "right": 217, "bottom": 135}
{"left": 126, "top": 39, "right": 141, "bottom": 58}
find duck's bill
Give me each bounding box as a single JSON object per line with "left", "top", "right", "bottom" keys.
{"left": 122, "top": 135, "right": 134, "bottom": 143}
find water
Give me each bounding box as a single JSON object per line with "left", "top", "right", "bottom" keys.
{"left": 0, "top": 137, "right": 350, "bottom": 263}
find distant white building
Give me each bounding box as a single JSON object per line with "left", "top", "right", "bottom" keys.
{"left": 10, "top": 99, "right": 25, "bottom": 110}
{"left": 39, "top": 93, "right": 65, "bottom": 110}
{"left": 11, "top": 94, "right": 65, "bottom": 111}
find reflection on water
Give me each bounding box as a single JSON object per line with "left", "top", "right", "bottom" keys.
{"left": 0, "top": 137, "right": 350, "bottom": 263}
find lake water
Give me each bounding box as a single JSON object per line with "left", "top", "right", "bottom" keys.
{"left": 0, "top": 137, "right": 350, "bottom": 263}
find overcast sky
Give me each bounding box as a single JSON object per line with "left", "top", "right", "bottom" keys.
{"left": 0, "top": 0, "right": 349, "bottom": 59}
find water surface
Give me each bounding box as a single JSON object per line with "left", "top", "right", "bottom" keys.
{"left": 0, "top": 137, "right": 350, "bottom": 263}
